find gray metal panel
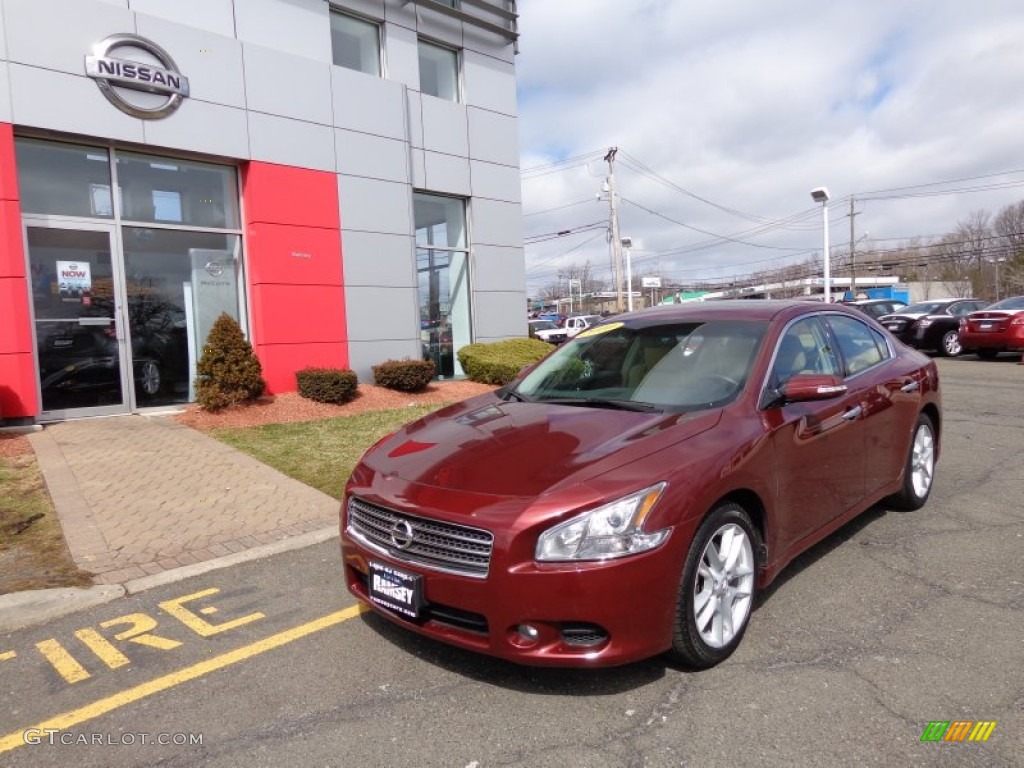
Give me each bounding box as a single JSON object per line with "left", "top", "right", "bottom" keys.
{"left": 467, "top": 107, "right": 519, "bottom": 166}
{"left": 471, "top": 198, "right": 523, "bottom": 247}
{"left": 424, "top": 151, "right": 470, "bottom": 196}
{"left": 462, "top": 25, "right": 515, "bottom": 64}
{"left": 243, "top": 44, "right": 333, "bottom": 125}
{"left": 0, "top": 1, "right": 6, "bottom": 59}
{"left": 470, "top": 159, "right": 521, "bottom": 203}
{"left": 8, "top": 63, "right": 145, "bottom": 142}
{"left": 347, "top": 338, "right": 421, "bottom": 382}
{"left": 335, "top": 128, "right": 409, "bottom": 183}
{"left": 98, "top": 0, "right": 128, "bottom": 4}
{"left": 143, "top": 99, "right": 249, "bottom": 159}
{"left": 421, "top": 96, "right": 468, "bottom": 156}
{"left": 0, "top": 62, "right": 10, "bottom": 122}
{"left": 463, "top": 49, "right": 516, "bottom": 115}
{"left": 338, "top": 175, "right": 412, "bottom": 235}
{"left": 248, "top": 111, "right": 335, "bottom": 171}
{"left": 341, "top": 230, "right": 415, "bottom": 287}
{"left": 331, "top": 65, "right": 406, "bottom": 140}
{"left": 4, "top": 0, "right": 135, "bottom": 74}
{"left": 472, "top": 290, "right": 529, "bottom": 340}
{"left": 405, "top": 90, "right": 423, "bottom": 147}
{"left": 471, "top": 244, "right": 525, "bottom": 292}
{"left": 135, "top": 14, "right": 245, "bottom": 109}
{"left": 383, "top": 0, "right": 418, "bottom": 30}
{"left": 130, "top": 0, "right": 235, "bottom": 37}
{"left": 410, "top": 148, "right": 426, "bottom": 188}
{"left": 414, "top": 8, "right": 463, "bottom": 49}
{"left": 345, "top": 286, "right": 419, "bottom": 341}
{"left": 384, "top": 22, "right": 418, "bottom": 90}
{"left": 234, "top": 0, "right": 331, "bottom": 63}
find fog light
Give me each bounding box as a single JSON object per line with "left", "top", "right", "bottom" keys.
{"left": 517, "top": 624, "right": 540, "bottom": 642}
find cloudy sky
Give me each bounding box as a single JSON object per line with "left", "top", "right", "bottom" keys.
{"left": 513, "top": 0, "right": 1024, "bottom": 298}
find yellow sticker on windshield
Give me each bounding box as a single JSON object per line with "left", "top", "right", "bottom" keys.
{"left": 575, "top": 321, "right": 622, "bottom": 339}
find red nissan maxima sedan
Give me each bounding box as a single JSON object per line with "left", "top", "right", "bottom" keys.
{"left": 958, "top": 295, "right": 1024, "bottom": 359}
{"left": 340, "top": 301, "right": 941, "bottom": 669}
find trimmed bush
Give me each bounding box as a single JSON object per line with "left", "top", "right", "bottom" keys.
{"left": 195, "top": 313, "right": 266, "bottom": 411}
{"left": 296, "top": 367, "right": 358, "bottom": 404}
{"left": 372, "top": 358, "right": 435, "bottom": 392}
{"left": 457, "top": 337, "right": 553, "bottom": 385}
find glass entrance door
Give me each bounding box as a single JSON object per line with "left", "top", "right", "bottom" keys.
{"left": 26, "top": 223, "right": 130, "bottom": 418}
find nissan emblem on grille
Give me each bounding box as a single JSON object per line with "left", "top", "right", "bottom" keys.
{"left": 390, "top": 520, "right": 415, "bottom": 550}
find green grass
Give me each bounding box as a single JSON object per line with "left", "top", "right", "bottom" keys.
{"left": 210, "top": 403, "right": 447, "bottom": 499}
{"left": 0, "top": 454, "right": 93, "bottom": 594}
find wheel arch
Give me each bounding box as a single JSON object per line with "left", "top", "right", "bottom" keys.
{"left": 707, "top": 488, "right": 768, "bottom": 567}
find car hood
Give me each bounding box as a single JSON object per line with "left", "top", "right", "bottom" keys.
{"left": 362, "top": 394, "right": 722, "bottom": 497}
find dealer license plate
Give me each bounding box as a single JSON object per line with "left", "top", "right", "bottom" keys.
{"left": 368, "top": 561, "right": 424, "bottom": 620}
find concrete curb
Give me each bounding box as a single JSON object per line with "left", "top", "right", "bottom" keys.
{"left": 1, "top": 527, "right": 339, "bottom": 633}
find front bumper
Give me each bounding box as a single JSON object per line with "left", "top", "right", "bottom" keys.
{"left": 340, "top": 501, "right": 686, "bottom": 667}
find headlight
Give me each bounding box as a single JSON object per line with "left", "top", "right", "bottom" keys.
{"left": 535, "top": 483, "right": 670, "bottom": 562}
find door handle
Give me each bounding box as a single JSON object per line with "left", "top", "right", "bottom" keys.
{"left": 900, "top": 379, "right": 919, "bottom": 393}
{"left": 842, "top": 405, "right": 862, "bottom": 421}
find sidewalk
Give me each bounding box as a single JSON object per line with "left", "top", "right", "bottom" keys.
{"left": 25, "top": 414, "right": 339, "bottom": 585}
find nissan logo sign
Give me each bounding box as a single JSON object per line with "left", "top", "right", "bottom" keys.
{"left": 390, "top": 520, "right": 415, "bottom": 550}
{"left": 85, "top": 34, "right": 189, "bottom": 119}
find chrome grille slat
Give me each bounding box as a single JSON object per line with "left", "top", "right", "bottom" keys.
{"left": 347, "top": 497, "right": 493, "bottom": 578}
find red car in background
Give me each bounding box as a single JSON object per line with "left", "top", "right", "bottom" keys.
{"left": 958, "top": 295, "right": 1024, "bottom": 359}
{"left": 341, "top": 302, "right": 940, "bottom": 669}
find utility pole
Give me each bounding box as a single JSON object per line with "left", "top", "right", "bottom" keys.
{"left": 849, "top": 196, "right": 858, "bottom": 299}
{"left": 604, "top": 147, "right": 625, "bottom": 313}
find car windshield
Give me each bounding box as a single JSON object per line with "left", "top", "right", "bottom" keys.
{"left": 515, "top": 319, "right": 768, "bottom": 411}
{"left": 901, "top": 301, "right": 945, "bottom": 314}
{"left": 985, "top": 296, "right": 1024, "bottom": 311}
{"left": 531, "top": 320, "right": 558, "bottom": 331}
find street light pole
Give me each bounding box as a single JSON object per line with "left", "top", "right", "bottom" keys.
{"left": 811, "top": 187, "right": 831, "bottom": 301}
{"left": 621, "top": 237, "right": 634, "bottom": 312}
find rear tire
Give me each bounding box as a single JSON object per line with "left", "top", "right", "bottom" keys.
{"left": 669, "top": 503, "right": 758, "bottom": 669}
{"left": 889, "top": 413, "right": 935, "bottom": 511}
{"left": 939, "top": 330, "right": 962, "bottom": 357}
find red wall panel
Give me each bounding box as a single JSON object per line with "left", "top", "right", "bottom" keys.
{"left": 249, "top": 284, "right": 347, "bottom": 346}
{"left": 0, "top": 201, "right": 26, "bottom": 278}
{"left": 0, "top": 352, "right": 39, "bottom": 418}
{"left": 242, "top": 162, "right": 340, "bottom": 229}
{"left": 245, "top": 222, "right": 342, "bottom": 287}
{"left": 0, "top": 278, "right": 31, "bottom": 353}
{"left": 242, "top": 161, "right": 348, "bottom": 393}
{"left": 255, "top": 341, "right": 348, "bottom": 394}
{"left": 0, "top": 123, "right": 19, "bottom": 202}
{"left": 0, "top": 123, "right": 37, "bottom": 419}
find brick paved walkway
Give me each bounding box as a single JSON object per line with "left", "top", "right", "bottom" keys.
{"left": 29, "top": 415, "right": 338, "bottom": 585}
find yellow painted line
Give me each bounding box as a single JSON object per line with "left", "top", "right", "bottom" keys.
{"left": 0, "top": 604, "right": 367, "bottom": 755}
{"left": 35, "top": 640, "right": 90, "bottom": 684}
{"left": 0, "top": 651, "right": 16, "bottom": 662}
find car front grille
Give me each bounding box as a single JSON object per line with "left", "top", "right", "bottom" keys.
{"left": 347, "top": 497, "right": 494, "bottom": 578}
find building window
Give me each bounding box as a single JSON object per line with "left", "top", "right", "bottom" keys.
{"left": 415, "top": 193, "right": 470, "bottom": 378}
{"left": 330, "top": 11, "right": 382, "bottom": 76}
{"left": 418, "top": 40, "right": 460, "bottom": 101}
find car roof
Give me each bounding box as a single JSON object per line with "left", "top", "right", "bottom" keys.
{"left": 603, "top": 299, "right": 865, "bottom": 327}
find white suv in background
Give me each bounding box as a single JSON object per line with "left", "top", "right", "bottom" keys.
{"left": 563, "top": 314, "right": 604, "bottom": 337}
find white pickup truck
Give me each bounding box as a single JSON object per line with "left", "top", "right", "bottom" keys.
{"left": 563, "top": 314, "right": 604, "bottom": 337}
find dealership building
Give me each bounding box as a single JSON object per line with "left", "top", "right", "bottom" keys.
{"left": 0, "top": 0, "right": 525, "bottom": 423}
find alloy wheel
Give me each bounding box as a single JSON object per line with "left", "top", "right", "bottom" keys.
{"left": 942, "top": 330, "right": 962, "bottom": 356}
{"left": 692, "top": 523, "right": 754, "bottom": 649}
{"left": 910, "top": 422, "right": 935, "bottom": 499}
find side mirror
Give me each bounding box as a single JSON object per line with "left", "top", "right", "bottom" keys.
{"left": 780, "top": 374, "right": 847, "bottom": 403}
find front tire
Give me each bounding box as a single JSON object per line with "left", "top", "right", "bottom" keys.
{"left": 889, "top": 413, "right": 935, "bottom": 510}
{"left": 939, "top": 330, "right": 962, "bottom": 357}
{"left": 669, "top": 503, "right": 757, "bottom": 669}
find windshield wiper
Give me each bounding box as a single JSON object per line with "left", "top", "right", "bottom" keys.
{"left": 541, "top": 397, "right": 662, "bottom": 413}
{"left": 500, "top": 387, "right": 532, "bottom": 403}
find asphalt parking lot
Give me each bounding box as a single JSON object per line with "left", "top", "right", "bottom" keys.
{"left": 1, "top": 355, "right": 1021, "bottom": 767}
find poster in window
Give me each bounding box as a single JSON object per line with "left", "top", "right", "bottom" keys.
{"left": 57, "top": 261, "right": 92, "bottom": 303}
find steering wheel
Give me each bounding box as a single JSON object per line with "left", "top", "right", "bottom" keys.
{"left": 691, "top": 374, "right": 740, "bottom": 400}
